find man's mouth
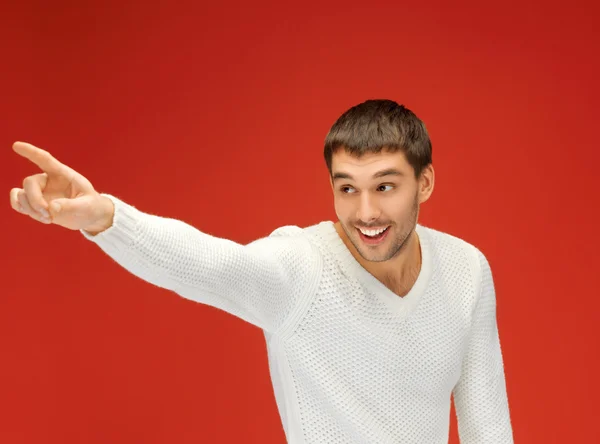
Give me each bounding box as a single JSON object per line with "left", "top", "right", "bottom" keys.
{"left": 356, "top": 225, "right": 390, "bottom": 244}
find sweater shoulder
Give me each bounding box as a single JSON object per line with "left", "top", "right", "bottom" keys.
{"left": 420, "top": 225, "right": 489, "bottom": 321}
{"left": 256, "top": 223, "right": 325, "bottom": 335}
{"left": 420, "top": 224, "right": 485, "bottom": 266}
{"left": 268, "top": 224, "right": 309, "bottom": 238}
{"left": 267, "top": 222, "right": 327, "bottom": 251}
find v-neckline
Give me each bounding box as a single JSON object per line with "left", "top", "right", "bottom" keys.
{"left": 323, "top": 221, "right": 433, "bottom": 318}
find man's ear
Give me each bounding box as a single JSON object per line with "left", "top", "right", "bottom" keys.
{"left": 418, "top": 164, "right": 435, "bottom": 204}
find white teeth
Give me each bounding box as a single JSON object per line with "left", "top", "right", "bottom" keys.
{"left": 359, "top": 226, "right": 388, "bottom": 236}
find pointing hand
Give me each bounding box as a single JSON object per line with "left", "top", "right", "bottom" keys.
{"left": 10, "top": 141, "right": 114, "bottom": 234}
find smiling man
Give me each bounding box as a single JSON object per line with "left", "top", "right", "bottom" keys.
{"left": 10, "top": 99, "right": 514, "bottom": 443}
{"left": 330, "top": 150, "right": 426, "bottom": 299}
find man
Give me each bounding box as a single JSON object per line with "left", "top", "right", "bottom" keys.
{"left": 9, "top": 99, "right": 514, "bottom": 443}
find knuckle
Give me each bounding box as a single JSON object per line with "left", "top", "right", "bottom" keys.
{"left": 29, "top": 213, "right": 44, "bottom": 223}
{"left": 22, "top": 176, "right": 39, "bottom": 191}
{"left": 17, "top": 192, "right": 32, "bottom": 211}
{"left": 21, "top": 178, "right": 44, "bottom": 208}
{"left": 10, "top": 189, "right": 19, "bottom": 207}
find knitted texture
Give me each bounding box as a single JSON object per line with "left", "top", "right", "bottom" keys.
{"left": 81, "top": 194, "right": 513, "bottom": 443}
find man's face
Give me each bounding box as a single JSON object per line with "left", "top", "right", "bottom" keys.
{"left": 330, "top": 148, "right": 428, "bottom": 263}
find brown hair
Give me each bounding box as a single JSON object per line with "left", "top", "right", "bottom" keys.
{"left": 324, "top": 99, "right": 432, "bottom": 179}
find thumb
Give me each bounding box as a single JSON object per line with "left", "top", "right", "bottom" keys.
{"left": 47, "top": 194, "right": 100, "bottom": 230}
{"left": 49, "top": 198, "right": 68, "bottom": 215}
{"left": 48, "top": 196, "right": 88, "bottom": 218}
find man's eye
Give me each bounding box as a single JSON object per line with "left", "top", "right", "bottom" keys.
{"left": 341, "top": 185, "right": 394, "bottom": 193}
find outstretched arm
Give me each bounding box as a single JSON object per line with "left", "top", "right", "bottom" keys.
{"left": 10, "top": 141, "right": 321, "bottom": 334}
{"left": 80, "top": 194, "right": 323, "bottom": 334}
{"left": 452, "top": 248, "right": 514, "bottom": 443}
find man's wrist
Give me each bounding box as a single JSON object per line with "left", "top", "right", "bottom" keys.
{"left": 84, "top": 195, "right": 115, "bottom": 236}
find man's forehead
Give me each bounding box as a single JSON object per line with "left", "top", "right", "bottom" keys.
{"left": 331, "top": 150, "right": 408, "bottom": 171}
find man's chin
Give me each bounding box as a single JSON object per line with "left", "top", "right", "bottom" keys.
{"left": 359, "top": 250, "right": 391, "bottom": 263}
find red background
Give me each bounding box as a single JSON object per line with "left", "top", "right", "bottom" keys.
{"left": 1, "top": 0, "right": 599, "bottom": 442}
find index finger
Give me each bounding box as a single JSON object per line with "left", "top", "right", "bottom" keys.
{"left": 12, "top": 141, "right": 67, "bottom": 175}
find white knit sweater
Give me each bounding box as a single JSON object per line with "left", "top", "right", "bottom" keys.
{"left": 81, "top": 194, "right": 514, "bottom": 443}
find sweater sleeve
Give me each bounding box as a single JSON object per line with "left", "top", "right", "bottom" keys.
{"left": 79, "top": 194, "right": 322, "bottom": 334}
{"left": 452, "top": 248, "right": 514, "bottom": 443}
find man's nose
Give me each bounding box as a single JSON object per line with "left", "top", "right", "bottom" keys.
{"left": 356, "top": 193, "right": 381, "bottom": 223}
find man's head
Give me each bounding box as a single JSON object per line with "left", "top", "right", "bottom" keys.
{"left": 324, "top": 99, "right": 434, "bottom": 263}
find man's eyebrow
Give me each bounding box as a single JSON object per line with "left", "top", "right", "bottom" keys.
{"left": 332, "top": 168, "right": 405, "bottom": 182}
